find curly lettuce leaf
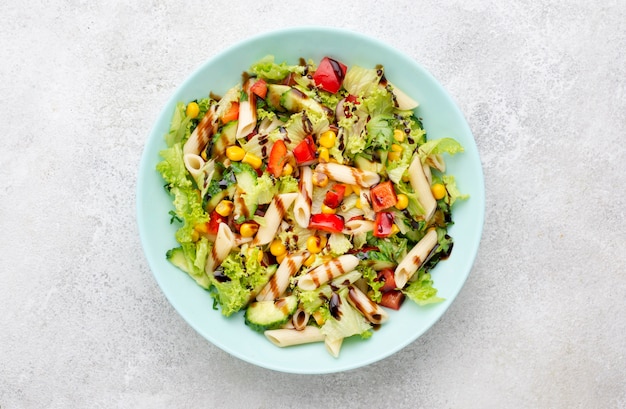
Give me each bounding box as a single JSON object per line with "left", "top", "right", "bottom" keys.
{"left": 321, "top": 289, "right": 372, "bottom": 341}
{"left": 442, "top": 175, "right": 469, "bottom": 206}
{"left": 402, "top": 271, "right": 444, "bottom": 306}
{"left": 250, "top": 55, "right": 304, "bottom": 81}
{"left": 342, "top": 66, "right": 379, "bottom": 97}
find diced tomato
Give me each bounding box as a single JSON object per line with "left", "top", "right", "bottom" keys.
{"left": 250, "top": 78, "right": 268, "bottom": 99}
{"left": 312, "top": 57, "right": 347, "bottom": 94}
{"left": 293, "top": 135, "right": 317, "bottom": 165}
{"left": 379, "top": 290, "right": 405, "bottom": 310}
{"left": 221, "top": 101, "right": 239, "bottom": 124}
{"left": 308, "top": 213, "right": 345, "bottom": 233}
{"left": 370, "top": 181, "right": 398, "bottom": 212}
{"left": 345, "top": 94, "right": 359, "bottom": 104}
{"left": 208, "top": 210, "right": 228, "bottom": 236}
{"left": 267, "top": 139, "right": 287, "bottom": 178}
{"left": 373, "top": 211, "right": 395, "bottom": 238}
{"left": 376, "top": 268, "right": 397, "bottom": 293}
{"left": 323, "top": 184, "right": 346, "bottom": 209}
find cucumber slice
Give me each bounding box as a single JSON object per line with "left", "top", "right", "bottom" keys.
{"left": 244, "top": 295, "right": 298, "bottom": 332}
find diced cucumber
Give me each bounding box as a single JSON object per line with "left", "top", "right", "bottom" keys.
{"left": 244, "top": 295, "right": 298, "bottom": 332}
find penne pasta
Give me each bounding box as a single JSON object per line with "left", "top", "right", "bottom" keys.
{"left": 264, "top": 326, "right": 326, "bottom": 347}
{"left": 358, "top": 188, "right": 376, "bottom": 220}
{"left": 325, "top": 337, "right": 343, "bottom": 358}
{"left": 256, "top": 251, "right": 308, "bottom": 301}
{"left": 387, "top": 81, "right": 419, "bottom": 110}
{"left": 343, "top": 218, "right": 374, "bottom": 235}
{"left": 297, "top": 254, "right": 360, "bottom": 291}
{"left": 315, "top": 162, "right": 380, "bottom": 188}
{"left": 252, "top": 192, "right": 298, "bottom": 246}
{"left": 408, "top": 155, "right": 437, "bottom": 221}
{"left": 394, "top": 229, "right": 439, "bottom": 288}
{"left": 183, "top": 105, "right": 217, "bottom": 155}
{"left": 236, "top": 79, "right": 258, "bottom": 139}
{"left": 205, "top": 223, "right": 235, "bottom": 275}
{"left": 347, "top": 285, "right": 389, "bottom": 325}
{"left": 183, "top": 153, "right": 205, "bottom": 180}
{"left": 293, "top": 166, "right": 313, "bottom": 228}
{"left": 291, "top": 308, "right": 310, "bottom": 331}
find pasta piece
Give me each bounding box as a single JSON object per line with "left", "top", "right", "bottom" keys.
{"left": 297, "top": 254, "right": 360, "bottom": 291}
{"left": 314, "top": 163, "right": 380, "bottom": 188}
{"left": 183, "top": 153, "right": 205, "bottom": 180}
{"left": 264, "top": 326, "right": 325, "bottom": 347}
{"left": 325, "top": 337, "right": 343, "bottom": 358}
{"left": 394, "top": 229, "right": 439, "bottom": 288}
{"left": 347, "top": 285, "right": 389, "bottom": 325}
{"left": 408, "top": 155, "right": 436, "bottom": 221}
{"left": 256, "top": 252, "right": 308, "bottom": 301}
{"left": 358, "top": 188, "right": 376, "bottom": 220}
{"left": 205, "top": 223, "right": 235, "bottom": 274}
{"left": 342, "top": 219, "right": 374, "bottom": 235}
{"left": 293, "top": 166, "right": 313, "bottom": 228}
{"left": 387, "top": 81, "right": 419, "bottom": 110}
{"left": 183, "top": 105, "right": 217, "bottom": 155}
{"left": 252, "top": 193, "right": 298, "bottom": 246}
{"left": 291, "top": 308, "right": 310, "bottom": 331}
{"left": 236, "top": 79, "right": 257, "bottom": 139}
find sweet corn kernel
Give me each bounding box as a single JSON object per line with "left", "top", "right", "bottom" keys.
{"left": 321, "top": 204, "right": 337, "bottom": 214}
{"left": 191, "top": 230, "right": 200, "bottom": 242}
{"left": 186, "top": 101, "right": 200, "bottom": 119}
{"left": 312, "top": 172, "right": 329, "bottom": 188}
{"left": 242, "top": 152, "right": 262, "bottom": 169}
{"left": 388, "top": 151, "right": 401, "bottom": 162}
{"left": 270, "top": 240, "right": 287, "bottom": 257}
{"left": 319, "top": 130, "right": 337, "bottom": 148}
{"left": 401, "top": 173, "right": 410, "bottom": 182}
{"left": 304, "top": 254, "right": 317, "bottom": 267}
{"left": 226, "top": 145, "right": 245, "bottom": 162}
{"left": 200, "top": 149, "right": 208, "bottom": 161}
{"left": 390, "top": 224, "right": 400, "bottom": 235}
{"left": 431, "top": 183, "right": 447, "bottom": 200}
{"left": 343, "top": 184, "right": 353, "bottom": 196}
{"left": 248, "top": 248, "right": 264, "bottom": 263}
{"left": 312, "top": 310, "right": 326, "bottom": 326}
{"left": 306, "top": 235, "right": 326, "bottom": 254}
{"left": 194, "top": 222, "right": 209, "bottom": 234}
{"left": 355, "top": 197, "right": 362, "bottom": 209}
{"left": 276, "top": 253, "right": 286, "bottom": 264}
{"left": 318, "top": 147, "right": 330, "bottom": 163}
{"left": 239, "top": 222, "right": 259, "bottom": 238}
{"left": 215, "top": 200, "right": 234, "bottom": 217}
{"left": 393, "top": 129, "right": 405, "bottom": 142}
{"left": 395, "top": 193, "right": 409, "bottom": 210}
{"left": 282, "top": 163, "right": 293, "bottom": 176}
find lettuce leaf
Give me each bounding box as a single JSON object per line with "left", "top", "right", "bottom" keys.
{"left": 249, "top": 55, "right": 304, "bottom": 81}
{"left": 321, "top": 289, "right": 372, "bottom": 341}
{"left": 342, "top": 66, "right": 379, "bottom": 97}
{"left": 442, "top": 175, "right": 469, "bottom": 206}
{"left": 418, "top": 138, "right": 464, "bottom": 163}
{"left": 402, "top": 271, "right": 444, "bottom": 306}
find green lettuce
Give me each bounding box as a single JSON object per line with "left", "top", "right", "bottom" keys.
{"left": 418, "top": 138, "right": 464, "bottom": 163}
{"left": 342, "top": 66, "right": 379, "bottom": 97}
{"left": 442, "top": 175, "right": 469, "bottom": 206}
{"left": 328, "top": 233, "right": 353, "bottom": 256}
{"left": 321, "top": 288, "right": 372, "bottom": 342}
{"left": 249, "top": 55, "right": 304, "bottom": 81}
{"left": 402, "top": 271, "right": 444, "bottom": 306}
{"left": 165, "top": 102, "right": 192, "bottom": 147}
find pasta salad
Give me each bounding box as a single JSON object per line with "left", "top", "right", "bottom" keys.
{"left": 156, "top": 55, "right": 467, "bottom": 357}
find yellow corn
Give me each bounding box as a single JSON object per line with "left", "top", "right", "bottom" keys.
{"left": 343, "top": 184, "right": 353, "bottom": 196}
{"left": 191, "top": 230, "right": 200, "bottom": 242}
{"left": 194, "top": 222, "right": 209, "bottom": 234}
{"left": 393, "top": 129, "right": 405, "bottom": 142}
{"left": 215, "top": 200, "right": 234, "bottom": 217}
{"left": 303, "top": 254, "right": 317, "bottom": 267}
{"left": 242, "top": 152, "right": 262, "bottom": 169}
{"left": 270, "top": 240, "right": 287, "bottom": 257}
{"left": 312, "top": 172, "right": 329, "bottom": 188}
{"left": 318, "top": 147, "right": 330, "bottom": 163}
{"left": 352, "top": 185, "right": 361, "bottom": 195}
{"left": 200, "top": 149, "right": 208, "bottom": 161}
{"left": 226, "top": 145, "right": 245, "bottom": 162}
{"left": 276, "top": 253, "right": 286, "bottom": 264}
{"left": 391, "top": 143, "right": 403, "bottom": 152}
{"left": 282, "top": 163, "right": 293, "bottom": 176}
{"left": 395, "top": 194, "right": 409, "bottom": 210}
{"left": 355, "top": 197, "right": 362, "bottom": 209}
{"left": 248, "top": 248, "right": 264, "bottom": 263}
{"left": 186, "top": 101, "right": 200, "bottom": 119}
{"left": 390, "top": 224, "right": 400, "bottom": 235}
{"left": 239, "top": 222, "right": 259, "bottom": 238}
{"left": 388, "top": 151, "right": 401, "bottom": 162}
{"left": 321, "top": 204, "right": 337, "bottom": 214}
{"left": 431, "top": 183, "right": 447, "bottom": 200}
{"left": 319, "top": 130, "right": 336, "bottom": 148}
{"left": 306, "top": 235, "right": 326, "bottom": 254}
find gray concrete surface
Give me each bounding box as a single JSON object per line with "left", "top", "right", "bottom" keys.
{"left": 1, "top": 1, "right": 625, "bottom": 408}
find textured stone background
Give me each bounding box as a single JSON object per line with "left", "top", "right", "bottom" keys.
{"left": 1, "top": 1, "right": 625, "bottom": 408}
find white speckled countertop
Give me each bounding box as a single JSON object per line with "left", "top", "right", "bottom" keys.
{"left": 1, "top": 1, "right": 625, "bottom": 408}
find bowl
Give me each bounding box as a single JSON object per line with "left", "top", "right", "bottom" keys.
{"left": 137, "top": 26, "right": 485, "bottom": 374}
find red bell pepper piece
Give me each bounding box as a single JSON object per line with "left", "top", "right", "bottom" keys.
{"left": 312, "top": 57, "right": 347, "bottom": 94}
{"left": 293, "top": 135, "right": 317, "bottom": 165}
{"left": 373, "top": 211, "right": 395, "bottom": 238}
{"left": 376, "top": 268, "right": 398, "bottom": 293}
{"left": 379, "top": 290, "right": 405, "bottom": 310}
{"left": 208, "top": 210, "right": 228, "bottom": 236}
{"left": 370, "top": 181, "right": 398, "bottom": 212}
{"left": 308, "top": 213, "right": 345, "bottom": 233}
{"left": 250, "top": 78, "right": 268, "bottom": 99}
{"left": 267, "top": 139, "right": 287, "bottom": 178}
{"left": 323, "top": 184, "right": 346, "bottom": 209}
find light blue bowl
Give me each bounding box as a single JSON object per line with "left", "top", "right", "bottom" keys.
{"left": 137, "top": 27, "right": 485, "bottom": 374}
